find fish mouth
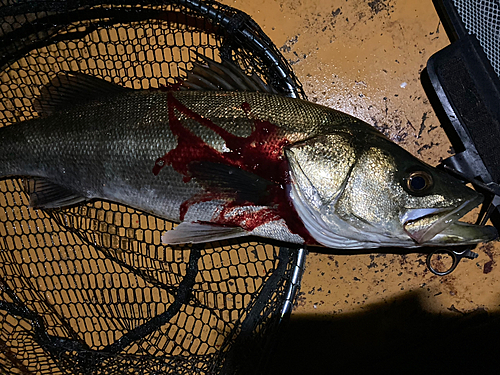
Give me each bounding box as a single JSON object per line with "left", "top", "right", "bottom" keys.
{"left": 402, "top": 194, "right": 498, "bottom": 245}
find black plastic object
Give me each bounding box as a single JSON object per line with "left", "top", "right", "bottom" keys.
{"left": 0, "top": 1, "right": 306, "bottom": 374}
{"left": 423, "top": 0, "right": 500, "bottom": 229}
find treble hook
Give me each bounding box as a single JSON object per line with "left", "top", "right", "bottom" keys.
{"left": 426, "top": 248, "right": 479, "bottom": 276}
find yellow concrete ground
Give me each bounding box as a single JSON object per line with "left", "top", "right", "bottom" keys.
{"left": 221, "top": 0, "right": 500, "bottom": 372}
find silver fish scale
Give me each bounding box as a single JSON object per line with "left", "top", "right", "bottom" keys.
{"left": 174, "top": 90, "right": 358, "bottom": 143}
{"left": 0, "top": 89, "right": 358, "bottom": 224}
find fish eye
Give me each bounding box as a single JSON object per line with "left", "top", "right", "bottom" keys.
{"left": 405, "top": 171, "right": 433, "bottom": 194}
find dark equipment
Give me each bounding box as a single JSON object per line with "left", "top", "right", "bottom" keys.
{"left": 423, "top": 0, "right": 500, "bottom": 275}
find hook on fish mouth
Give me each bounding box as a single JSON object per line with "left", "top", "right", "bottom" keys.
{"left": 402, "top": 194, "right": 497, "bottom": 245}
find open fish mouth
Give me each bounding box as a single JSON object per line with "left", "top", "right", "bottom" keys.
{"left": 402, "top": 194, "right": 498, "bottom": 245}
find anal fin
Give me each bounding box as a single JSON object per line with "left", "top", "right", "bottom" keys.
{"left": 24, "top": 178, "right": 87, "bottom": 208}
{"left": 161, "top": 222, "right": 248, "bottom": 245}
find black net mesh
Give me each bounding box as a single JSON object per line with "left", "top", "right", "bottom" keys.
{"left": 0, "top": 1, "right": 306, "bottom": 373}
{"left": 453, "top": 0, "right": 500, "bottom": 78}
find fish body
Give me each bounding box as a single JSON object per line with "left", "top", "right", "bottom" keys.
{"left": 0, "top": 68, "right": 496, "bottom": 248}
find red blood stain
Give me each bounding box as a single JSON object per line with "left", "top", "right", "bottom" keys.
{"left": 178, "top": 191, "right": 230, "bottom": 221}
{"left": 153, "top": 92, "right": 315, "bottom": 244}
{"left": 241, "top": 101, "right": 251, "bottom": 113}
{"left": 212, "top": 201, "right": 282, "bottom": 231}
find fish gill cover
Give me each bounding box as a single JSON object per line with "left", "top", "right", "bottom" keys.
{"left": 0, "top": 1, "right": 306, "bottom": 374}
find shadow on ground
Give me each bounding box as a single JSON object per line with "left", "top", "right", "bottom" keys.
{"left": 264, "top": 291, "right": 500, "bottom": 374}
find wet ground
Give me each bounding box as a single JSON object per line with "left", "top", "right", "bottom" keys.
{"left": 222, "top": 0, "right": 500, "bottom": 372}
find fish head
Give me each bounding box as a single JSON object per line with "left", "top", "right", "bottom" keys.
{"left": 285, "top": 128, "right": 497, "bottom": 249}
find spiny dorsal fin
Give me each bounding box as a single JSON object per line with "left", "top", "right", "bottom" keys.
{"left": 161, "top": 222, "right": 248, "bottom": 245}
{"left": 182, "top": 53, "right": 279, "bottom": 93}
{"left": 34, "top": 72, "right": 131, "bottom": 116}
{"left": 24, "top": 178, "right": 87, "bottom": 208}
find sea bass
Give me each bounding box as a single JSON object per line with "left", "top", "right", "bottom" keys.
{"left": 0, "top": 61, "right": 496, "bottom": 249}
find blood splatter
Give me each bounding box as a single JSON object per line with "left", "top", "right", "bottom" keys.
{"left": 241, "top": 101, "right": 251, "bottom": 113}
{"left": 212, "top": 201, "right": 281, "bottom": 231}
{"left": 154, "top": 92, "right": 315, "bottom": 244}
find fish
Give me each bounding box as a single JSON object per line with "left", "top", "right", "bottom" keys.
{"left": 0, "top": 57, "right": 497, "bottom": 249}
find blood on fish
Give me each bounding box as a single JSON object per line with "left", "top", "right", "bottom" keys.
{"left": 212, "top": 201, "right": 281, "bottom": 231}
{"left": 241, "top": 101, "right": 251, "bottom": 113}
{"left": 154, "top": 92, "right": 315, "bottom": 244}
{"left": 178, "top": 190, "right": 234, "bottom": 222}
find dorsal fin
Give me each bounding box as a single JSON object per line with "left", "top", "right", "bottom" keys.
{"left": 34, "top": 72, "right": 131, "bottom": 116}
{"left": 182, "top": 53, "right": 279, "bottom": 93}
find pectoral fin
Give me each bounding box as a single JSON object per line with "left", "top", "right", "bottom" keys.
{"left": 161, "top": 222, "right": 248, "bottom": 245}
{"left": 24, "top": 178, "right": 87, "bottom": 208}
{"left": 188, "top": 161, "right": 272, "bottom": 204}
